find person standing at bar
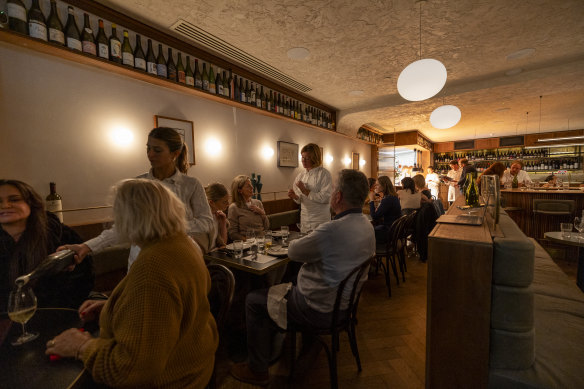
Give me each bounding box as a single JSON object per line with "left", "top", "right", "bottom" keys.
{"left": 446, "top": 160, "right": 462, "bottom": 204}
{"left": 501, "top": 160, "right": 532, "bottom": 187}
{"left": 62, "top": 127, "right": 214, "bottom": 267}
{"left": 288, "top": 143, "right": 333, "bottom": 232}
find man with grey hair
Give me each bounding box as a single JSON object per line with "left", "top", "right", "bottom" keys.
{"left": 231, "top": 169, "right": 376, "bottom": 386}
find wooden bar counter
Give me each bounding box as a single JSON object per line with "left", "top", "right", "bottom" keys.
{"left": 501, "top": 188, "right": 584, "bottom": 239}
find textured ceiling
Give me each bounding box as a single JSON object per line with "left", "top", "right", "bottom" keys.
{"left": 98, "top": 0, "right": 584, "bottom": 143}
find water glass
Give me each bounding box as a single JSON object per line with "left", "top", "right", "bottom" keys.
{"left": 246, "top": 230, "right": 258, "bottom": 260}
{"left": 233, "top": 240, "right": 243, "bottom": 260}
{"left": 256, "top": 232, "right": 265, "bottom": 255}
{"left": 281, "top": 226, "right": 289, "bottom": 245}
{"left": 561, "top": 223, "right": 573, "bottom": 238}
{"left": 264, "top": 231, "right": 272, "bottom": 254}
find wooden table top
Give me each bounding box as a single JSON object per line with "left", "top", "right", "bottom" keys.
{"left": 429, "top": 198, "right": 493, "bottom": 245}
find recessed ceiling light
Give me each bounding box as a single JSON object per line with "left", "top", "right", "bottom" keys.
{"left": 494, "top": 107, "right": 510, "bottom": 112}
{"left": 287, "top": 47, "right": 310, "bottom": 60}
{"left": 505, "top": 68, "right": 523, "bottom": 76}
{"left": 506, "top": 48, "right": 535, "bottom": 61}
{"left": 349, "top": 90, "right": 364, "bottom": 96}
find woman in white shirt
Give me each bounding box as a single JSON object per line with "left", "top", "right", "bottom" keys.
{"left": 426, "top": 166, "right": 440, "bottom": 199}
{"left": 398, "top": 177, "right": 426, "bottom": 214}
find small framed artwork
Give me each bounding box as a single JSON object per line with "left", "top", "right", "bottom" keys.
{"left": 352, "top": 152, "right": 360, "bottom": 170}
{"left": 154, "top": 115, "right": 195, "bottom": 165}
{"left": 278, "top": 141, "right": 299, "bottom": 167}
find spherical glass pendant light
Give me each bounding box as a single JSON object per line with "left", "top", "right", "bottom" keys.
{"left": 397, "top": 59, "right": 447, "bottom": 101}
{"left": 430, "top": 105, "right": 461, "bottom": 129}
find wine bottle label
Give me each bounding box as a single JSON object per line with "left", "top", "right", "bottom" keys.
{"left": 203, "top": 80, "right": 209, "bottom": 90}
{"left": 195, "top": 79, "right": 202, "bottom": 88}
{"left": 267, "top": 102, "right": 271, "bottom": 111}
{"left": 98, "top": 43, "right": 109, "bottom": 59}
{"left": 256, "top": 99, "right": 261, "bottom": 108}
{"left": 49, "top": 28, "right": 65, "bottom": 44}
{"left": 178, "top": 71, "right": 186, "bottom": 83}
{"left": 209, "top": 83, "right": 216, "bottom": 93}
{"left": 82, "top": 41, "right": 96, "bottom": 55}
{"left": 147, "top": 62, "right": 157, "bottom": 74}
{"left": 46, "top": 200, "right": 63, "bottom": 222}
{"left": 29, "top": 21, "right": 48, "bottom": 41}
{"left": 250, "top": 91, "right": 256, "bottom": 101}
{"left": 7, "top": 4, "right": 26, "bottom": 22}
{"left": 241, "top": 93, "right": 246, "bottom": 103}
{"left": 135, "top": 58, "right": 146, "bottom": 70}
{"left": 122, "top": 52, "right": 134, "bottom": 66}
{"left": 157, "top": 64, "right": 168, "bottom": 78}
{"left": 67, "top": 37, "right": 82, "bottom": 51}
{"left": 110, "top": 41, "right": 121, "bottom": 58}
{"left": 218, "top": 85, "right": 224, "bottom": 95}
{"left": 185, "top": 75, "right": 194, "bottom": 86}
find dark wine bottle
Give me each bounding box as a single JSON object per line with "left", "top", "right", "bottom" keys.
{"left": 109, "top": 23, "right": 121, "bottom": 63}
{"left": 239, "top": 78, "right": 245, "bottom": 102}
{"left": 47, "top": 0, "right": 64, "bottom": 45}
{"left": 194, "top": 59, "right": 202, "bottom": 88}
{"left": 146, "top": 39, "right": 157, "bottom": 75}
{"left": 45, "top": 182, "right": 63, "bottom": 222}
{"left": 185, "top": 56, "right": 194, "bottom": 86}
{"left": 15, "top": 250, "right": 75, "bottom": 286}
{"left": 208, "top": 65, "right": 216, "bottom": 93}
{"left": 228, "top": 70, "right": 234, "bottom": 99}
{"left": 176, "top": 53, "right": 185, "bottom": 83}
{"left": 0, "top": 10, "right": 8, "bottom": 30}
{"left": 7, "top": 0, "right": 28, "bottom": 34}
{"left": 268, "top": 90, "right": 273, "bottom": 112}
{"left": 245, "top": 80, "right": 251, "bottom": 103}
{"left": 155, "top": 43, "right": 166, "bottom": 77}
{"left": 222, "top": 71, "right": 229, "bottom": 97}
{"left": 255, "top": 85, "right": 261, "bottom": 108}
{"left": 121, "top": 30, "right": 133, "bottom": 66}
{"left": 167, "top": 48, "right": 176, "bottom": 80}
{"left": 249, "top": 82, "right": 256, "bottom": 104}
{"left": 81, "top": 13, "right": 96, "bottom": 55}
{"left": 96, "top": 19, "right": 109, "bottom": 59}
{"left": 233, "top": 75, "right": 240, "bottom": 100}
{"left": 260, "top": 86, "right": 266, "bottom": 110}
{"left": 64, "top": 6, "right": 81, "bottom": 51}
{"left": 28, "top": 0, "right": 47, "bottom": 41}
{"left": 133, "top": 34, "right": 146, "bottom": 71}
{"left": 202, "top": 63, "right": 209, "bottom": 91}
{"left": 216, "top": 69, "right": 223, "bottom": 95}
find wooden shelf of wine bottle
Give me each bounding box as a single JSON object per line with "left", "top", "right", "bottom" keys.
{"left": 0, "top": 28, "right": 354, "bottom": 139}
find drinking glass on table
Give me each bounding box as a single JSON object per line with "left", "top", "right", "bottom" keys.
{"left": 281, "top": 226, "right": 289, "bottom": 245}
{"left": 264, "top": 231, "right": 272, "bottom": 254}
{"left": 233, "top": 240, "right": 244, "bottom": 260}
{"left": 561, "top": 223, "right": 573, "bottom": 238}
{"left": 246, "top": 230, "right": 258, "bottom": 260}
{"left": 7, "top": 284, "right": 39, "bottom": 346}
{"left": 256, "top": 231, "right": 265, "bottom": 256}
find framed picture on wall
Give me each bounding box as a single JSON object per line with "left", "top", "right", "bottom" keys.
{"left": 154, "top": 115, "right": 195, "bottom": 165}
{"left": 278, "top": 141, "right": 299, "bottom": 167}
{"left": 352, "top": 152, "right": 360, "bottom": 170}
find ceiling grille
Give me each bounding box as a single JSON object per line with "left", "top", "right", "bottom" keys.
{"left": 171, "top": 19, "right": 312, "bottom": 93}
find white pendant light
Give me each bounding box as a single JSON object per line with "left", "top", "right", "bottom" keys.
{"left": 430, "top": 105, "right": 461, "bottom": 129}
{"left": 397, "top": 0, "right": 447, "bottom": 102}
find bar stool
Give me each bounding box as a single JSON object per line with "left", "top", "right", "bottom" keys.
{"left": 533, "top": 199, "right": 575, "bottom": 241}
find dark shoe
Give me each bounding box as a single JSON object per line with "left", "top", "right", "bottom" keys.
{"left": 230, "top": 362, "right": 269, "bottom": 386}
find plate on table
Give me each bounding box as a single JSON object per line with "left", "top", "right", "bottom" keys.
{"left": 270, "top": 230, "right": 288, "bottom": 237}
{"left": 225, "top": 241, "right": 252, "bottom": 251}
{"left": 267, "top": 247, "right": 288, "bottom": 257}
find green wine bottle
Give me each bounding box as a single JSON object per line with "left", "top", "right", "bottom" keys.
{"left": 133, "top": 34, "right": 146, "bottom": 71}
{"left": 185, "top": 56, "right": 194, "bottom": 86}
{"left": 464, "top": 173, "right": 480, "bottom": 207}
{"left": 260, "top": 86, "right": 266, "bottom": 109}
{"left": 512, "top": 174, "right": 519, "bottom": 189}
{"left": 96, "top": 19, "right": 109, "bottom": 59}
{"left": 146, "top": 39, "right": 157, "bottom": 75}
{"left": 194, "top": 59, "right": 202, "bottom": 88}
{"left": 166, "top": 48, "right": 176, "bottom": 80}
{"left": 64, "top": 6, "right": 81, "bottom": 51}
{"left": 109, "top": 23, "right": 121, "bottom": 63}
{"left": 176, "top": 53, "right": 185, "bottom": 83}
{"left": 121, "top": 30, "right": 133, "bottom": 66}
{"left": 215, "top": 69, "right": 223, "bottom": 95}
{"left": 156, "top": 44, "right": 167, "bottom": 77}
{"left": 222, "top": 71, "right": 229, "bottom": 97}
{"left": 47, "top": 0, "right": 64, "bottom": 45}
{"left": 28, "top": 0, "right": 47, "bottom": 41}
{"left": 7, "top": 0, "right": 28, "bottom": 34}
{"left": 249, "top": 82, "right": 256, "bottom": 104}
{"left": 208, "top": 65, "right": 216, "bottom": 93}
{"left": 202, "top": 63, "right": 209, "bottom": 91}
{"left": 81, "top": 13, "right": 96, "bottom": 55}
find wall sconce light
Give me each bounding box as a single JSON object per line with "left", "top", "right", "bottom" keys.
{"left": 204, "top": 138, "right": 222, "bottom": 156}
{"left": 325, "top": 154, "right": 334, "bottom": 164}
{"left": 261, "top": 146, "right": 274, "bottom": 159}
{"left": 360, "top": 159, "right": 366, "bottom": 167}
{"left": 343, "top": 157, "right": 352, "bottom": 166}
{"left": 109, "top": 126, "right": 134, "bottom": 148}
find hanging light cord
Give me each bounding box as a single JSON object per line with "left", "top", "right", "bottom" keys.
{"left": 525, "top": 112, "right": 529, "bottom": 134}
{"left": 538, "top": 96, "right": 542, "bottom": 133}
{"left": 419, "top": 2, "right": 422, "bottom": 59}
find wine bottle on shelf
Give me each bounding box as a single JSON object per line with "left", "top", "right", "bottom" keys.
{"left": 193, "top": 59, "right": 202, "bottom": 88}
{"left": 239, "top": 78, "right": 245, "bottom": 102}
{"left": 245, "top": 81, "right": 251, "bottom": 103}
{"left": 81, "top": 13, "right": 96, "bottom": 55}
{"left": 233, "top": 75, "right": 239, "bottom": 100}
{"left": 222, "top": 71, "right": 229, "bottom": 97}
{"left": 28, "top": 0, "right": 47, "bottom": 41}
{"left": 7, "top": 0, "right": 28, "bottom": 34}
{"left": 121, "top": 30, "right": 133, "bottom": 66}
{"left": 268, "top": 90, "right": 273, "bottom": 112}
{"left": 249, "top": 82, "right": 255, "bottom": 104}
{"left": 255, "top": 85, "right": 261, "bottom": 108}
{"left": 284, "top": 98, "right": 289, "bottom": 116}
{"left": 202, "top": 63, "right": 209, "bottom": 91}
{"left": 45, "top": 182, "right": 63, "bottom": 222}
{"left": 185, "top": 56, "right": 194, "bottom": 86}
{"left": 96, "top": 19, "right": 108, "bottom": 59}
{"left": 0, "top": 10, "right": 8, "bottom": 29}
{"left": 15, "top": 250, "right": 75, "bottom": 286}
{"left": 156, "top": 43, "right": 167, "bottom": 78}
{"left": 145, "top": 39, "right": 157, "bottom": 75}
{"left": 176, "top": 53, "right": 185, "bottom": 83}
{"left": 133, "top": 34, "right": 146, "bottom": 71}
{"left": 260, "top": 86, "right": 266, "bottom": 109}
{"left": 208, "top": 65, "right": 215, "bottom": 93}
{"left": 227, "top": 70, "right": 234, "bottom": 98}
{"left": 47, "top": 0, "right": 64, "bottom": 45}
{"left": 216, "top": 69, "right": 223, "bottom": 95}
{"left": 109, "top": 23, "right": 121, "bottom": 63}
{"left": 166, "top": 48, "right": 176, "bottom": 80}
{"left": 64, "top": 7, "right": 81, "bottom": 51}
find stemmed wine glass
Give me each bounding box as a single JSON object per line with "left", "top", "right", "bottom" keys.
{"left": 7, "top": 284, "right": 39, "bottom": 346}
{"left": 574, "top": 217, "right": 584, "bottom": 241}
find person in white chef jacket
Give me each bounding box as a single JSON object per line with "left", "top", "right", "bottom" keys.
{"left": 447, "top": 159, "right": 462, "bottom": 204}
{"left": 288, "top": 143, "right": 333, "bottom": 233}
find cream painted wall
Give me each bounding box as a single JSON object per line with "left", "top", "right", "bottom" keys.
{"left": 0, "top": 43, "right": 372, "bottom": 224}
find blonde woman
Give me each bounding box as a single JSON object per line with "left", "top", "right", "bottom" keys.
{"left": 228, "top": 175, "right": 269, "bottom": 241}
{"left": 46, "top": 179, "right": 218, "bottom": 388}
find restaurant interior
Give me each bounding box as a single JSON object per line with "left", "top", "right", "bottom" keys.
{"left": 1, "top": 0, "right": 584, "bottom": 388}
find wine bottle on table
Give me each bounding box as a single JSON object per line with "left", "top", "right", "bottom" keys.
{"left": 47, "top": 0, "right": 64, "bottom": 45}
{"left": 28, "top": 0, "right": 47, "bottom": 41}
{"left": 7, "top": 0, "right": 28, "bottom": 34}
{"left": 96, "top": 19, "right": 109, "bottom": 59}
{"left": 46, "top": 182, "right": 63, "bottom": 222}
{"left": 81, "top": 13, "right": 96, "bottom": 55}
{"left": 176, "top": 53, "right": 186, "bottom": 83}
{"left": 208, "top": 65, "right": 216, "bottom": 93}
{"left": 194, "top": 59, "right": 202, "bottom": 88}
{"left": 185, "top": 56, "right": 194, "bottom": 86}
{"left": 109, "top": 23, "right": 121, "bottom": 63}
{"left": 64, "top": 6, "right": 81, "bottom": 51}
{"left": 166, "top": 48, "right": 176, "bottom": 80}
{"left": 121, "top": 30, "right": 133, "bottom": 66}
{"left": 145, "top": 39, "right": 157, "bottom": 75}
{"left": 202, "top": 63, "right": 209, "bottom": 91}
{"left": 133, "top": 34, "right": 146, "bottom": 71}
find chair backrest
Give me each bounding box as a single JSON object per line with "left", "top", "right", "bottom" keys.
{"left": 433, "top": 199, "right": 445, "bottom": 216}
{"left": 330, "top": 256, "right": 373, "bottom": 330}
{"left": 533, "top": 199, "right": 575, "bottom": 215}
{"left": 206, "top": 263, "right": 235, "bottom": 330}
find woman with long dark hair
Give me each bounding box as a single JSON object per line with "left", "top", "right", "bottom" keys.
{"left": 368, "top": 176, "right": 401, "bottom": 243}
{"left": 398, "top": 177, "right": 427, "bottom": 215}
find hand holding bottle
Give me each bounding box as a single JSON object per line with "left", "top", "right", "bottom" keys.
{"left": 57, "top": 243, "right": 91, "bottom": 265}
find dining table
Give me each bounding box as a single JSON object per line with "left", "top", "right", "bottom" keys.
{"left": 544, "top": 231, "right": 584, "bottom": 292}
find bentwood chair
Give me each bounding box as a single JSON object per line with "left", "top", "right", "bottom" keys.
{"left": 286, "top": 256, "right": 373, "bottom": 389}
{"left": 206, "top": 264, "right": 235, "bottom": 389}
{"left": 374, "top": 218, "right": 404, "bottom": 297}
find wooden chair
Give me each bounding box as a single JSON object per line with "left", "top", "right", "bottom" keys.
{"left": 374, "top": 217, "right": 406, "bottom": 297}
{"left": 286, "top": 257, "right": 373, "bottom": 389}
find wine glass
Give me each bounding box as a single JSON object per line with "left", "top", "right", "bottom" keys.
{"left": 7, "top": 284, "right": 39, "bottom": 346}
{"left": 246, "top": 229, "right": 258, "bottom": 260}
{"left": 574, "top": 217, "right": 584, "bottom": 240}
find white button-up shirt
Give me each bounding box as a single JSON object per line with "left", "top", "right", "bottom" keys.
{"left": 501, "top": 169, "right": 532, "bottom": 186}
{"left": 291, "top": 166, "right": 333, "bottom": 230}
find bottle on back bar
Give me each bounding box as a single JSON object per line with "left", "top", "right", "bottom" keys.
{"left": 202, "top": 63, "right": 209, "bottom": 91}
{"left": 185, "top": 56, "right": 194, "bottom": 86}
{"left": 249, "top": 82, "right": 256, "bottom": 104}
{"left": 268, "top": 90, "right": 273, "bottom": 112}
{"left": 223, "top": 71, "right": 229, "bottom": 97}
{"left": 146, "top": 39, "right": 157, "bottom": 75}
{"left": 121, "top": 30, "right": 133, "bottom": 66}
{"left": 216, "top": 69, "right": 223, "bottom": 95}
{"left": 194, "top": 59, "right": 202, "bottom": 88}
{"left": 28, "top": 0, "right": 47, "bottom": 41}
{"left": 7, "top": 0, "right": 28, "bottom": 34}
{"left": 81, "top": 13, "right": 96, "bottom": 55}
{"left": 45, "top": 182, "right": 63, "bottom": 222}
{"left": 64, "top": 6, "right": 81, "bottom": 51}
{"left": 96, "top": 19, "right": 108, "bottom": 59}
{"left": 176, "top": 53, "right": 185, "bottom": 83}
{"left": 245, "top": 81, "right": 251, "bottom": 103}
{"left": 228, "top": 70, "right": 234, "bottom": 98}
{"left": 15, "top": 250, "right": 76, "bottom": 286}
{"left": 47, "top": 0, "right": 64, "bottom": 45}
{"left": 208, "top": 65, "right": 216, "bottom": 93}
{"left": 155, "top": 44, "right": 166, "bottom": 77}
{"left": 239, "top": 78, "right": 245, "bottom": 102}
{"left": 133, "top": 34, "right": 146, "bottom": 71}
{"left": 166, "top": 48, "right": 176, "bottom": 80}
{"left": 233, "top": 75, "right": 240, "bottom": 100}
{"left": 109, "top": 23, "right": 121, "bottom": 62}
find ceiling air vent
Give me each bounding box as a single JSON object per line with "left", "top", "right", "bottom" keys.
{"left": 454, "top": 140, "right": 475, "bottom": 150}
{"left": 171, "top": 19, "right": 312, "bottom": 93}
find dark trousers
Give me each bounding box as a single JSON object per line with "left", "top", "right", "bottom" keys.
{"left": 245, "top": 287, "right": 334, "bottom": 372}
